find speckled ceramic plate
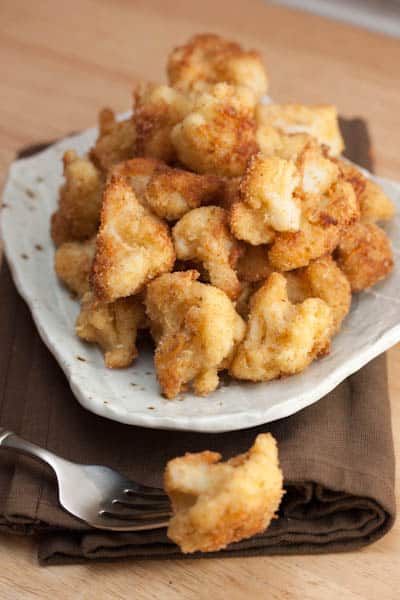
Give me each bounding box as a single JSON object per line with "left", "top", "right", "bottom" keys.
{"left": 2, "top": 119, "right": 400, "bottom": 432}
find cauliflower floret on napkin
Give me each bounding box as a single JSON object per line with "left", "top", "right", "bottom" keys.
{"left": 165, "top": 433, "right": 283, "bottom": 553}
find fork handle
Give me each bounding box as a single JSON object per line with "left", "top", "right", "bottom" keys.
{"left": 0, "top": 427, "right": 65, "bottom": 474}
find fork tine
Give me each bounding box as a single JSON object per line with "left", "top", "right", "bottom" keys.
{"left": 112, "top": 493, "right": 170, "bottom": 508}
{"left": 100, "top": 506, "right": 171, "bottom": 520}
{"left": 94, "top": 515, "right": 169, "bottom": 531}
{"left": 123, "top": 482, "right": 166, "bottom": 497}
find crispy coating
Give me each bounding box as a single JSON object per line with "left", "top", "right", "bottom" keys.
{"left": 256, "top": 103, "right": 344, "bottom": 157}
{"left": 231, "top": 155, "right": 301, "bottom": 244}
{"left": 165, "top": 433, "right": 283, "bottom": 553}
{"left": 230, "top": 273, "right": 333, "bottom": 381}
{"left": 51, "top": 151, "right": 103, "bottom": 246}
{"left": 172, "top": 207, "right": 242, "bottom": 299}
{"left": 145, "top": 271, "right": 245, "bottom": 398}
{"left": 76, "top": 291, "right": 145, "bottom": 368}
{"left": 285, "top": 256, "right": 351, "bottom": 334}
{"left": 296, "top": 140, "right": 340, "bottom": 199}
{"left": 167, "top": 33, "right": 268, "bottom": 101}
{"left": 90, "top": 108, "right": 136, "bottom": 173}
{"left": 269, "top": 180, "right": 359, "bottom": 270}
{"left": 337, "top": 160, "right": 395, "bottom": 223}
{"left": 145, "top": 167, "right": 223, "bottom": 221}
{"left": 230, "top": 202, "right": 275, "bottom": 245}
{"left": 110, "top": 157, "right": 163, "bottom": 199}
{"left": 336, "top": 222, "right": 394, "bottom": 292}
{"left": 54, "top": 237, "right": 96, "bottom": 298}
{"left": 91, "top": 176, "right": 175, "bottom": 302}
{"left": 133, "top": 83, "right": 191, "bottom": 163}
{"left": 171, "top": 83, "right": 258, "bottom": 177}
{"left": 256, "top": 127, "right": 314, "bottom": 162}
{"left": 236, "top": 244, "right": 273, "bottom": 283}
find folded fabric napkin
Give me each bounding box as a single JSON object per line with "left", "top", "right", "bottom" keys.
{"left": 0, "top": 119, "right": 395, "bottom": 565}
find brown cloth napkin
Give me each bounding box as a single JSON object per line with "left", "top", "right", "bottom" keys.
{"left": 0, "top": 119, "right": 396, "bottom": 565}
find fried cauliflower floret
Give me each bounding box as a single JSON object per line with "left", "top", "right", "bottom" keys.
{"left": 51, "top": 151, "right": 103, "bottom": 246}
{"left": 91, "top": 177, "right": 175, "bottom": 302}
{"left": 110, "top": 157, "right": 163, "bottom": 199}
{"left": 54, "top": 237, "right": 96, "bottom": 298}
{"left": 236, "top": 244, "right": 273, "bottom": 283}
{"left": 145, "top": 167, "right": 222, "bottom": 221}
{"left": 167, "top": 33, "right": 268, "bottom": 101}
{"left": 133, "top": 83, "right": 192, "bottom": 163}
{"left": 89, "top": 108, "right": 136, "bottom": 173}
{"left": 165, "top": 433, "right": 283, "bottom": 553}
{"left": 172, "top": 207, "right": 242, "bottom": 299}
{"left": 230, "top": 155, "right": 301, "bottom": 246}
{"left": 256, "top": 104, "right": 344, "bottom": 157}
{"left": 269, "top": 180, "right": 359, "bottom": 270}
{"left": 256, "top": 127, "right": 314, "bottom": 161}
{"left": 230, "top": 202, "right": 275, "bottom": 245}
{"left": 171, "top": 83, "right": 258, "bottom": 177}
{"left": 230, "top": 273, "right": 333, "bottom": 381}
{"left": 145, "top": 271, "right": 245, "bottom": 398}
{"left": 285, "top": 256, "right": 351, "bottom": 334}
{"left": 336, "top": 222, "right": 394, "bottom": 292}
{"left": 296, "top": 141, "right": 340, "bottom": 198}
{"left": 76, "top": 291, "right": 145, "bottom": 368}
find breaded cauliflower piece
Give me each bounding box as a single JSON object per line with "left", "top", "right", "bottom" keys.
{"left": 172, "top": 207, "right": 242, "bottom": 299}
{"left": 256, "top": 103, "right": 344, "bottom": 157}
{"left": 145, "top": 167, "right": 222, "bottom": 221}
{"left": 89, "top": 108, "right": 136, "bottom": 173}
{"left": 269, "top": 180, "right": 359, "bottom": 270}
{"left": 165, "top": 433, "right": 283, "bottom": 553}
{"left": 230, "top": 273, "right": 333, "bottom": 381}
{"left": 296, "top": 141, "right": 340, "bottom": 198}
{"left": 285, "top": 256, "right": 351, "bottom": 334}
{"left": 167, "top": 33, "right": 268, "bottom": 102}
{"left": 336, "top": 222, "right": 394, "bottom": 292}
{"left": 110, "top": 157, "right": 163, "bottom": 199}
{"left": 133, "top": 83, "right": 191, "bottom": 163}
{"left": 236, "top": 244, "right": 273, "bottom": 283}
{"left": 51, "top": 151, "right": 103, "bottom": 246}
{"left": 54, "top": 237, "right": 96, "bottom": 298}
{"left": 76, "top": 291, "right": 145, "bottom": 368}
{"left": 91, "top": 176, "right": 175, "bottom": 302}
{"left": 145, "top": 271, "right": 245, "bottom": 398}
{"left": 337, "top": 160, "right": 395, "bottom": 223}
{"left": 230, "top": 155, "right": 301, "bottom": 244}
{"left": 171, "top": 83, "right": 258, "bottom": 177}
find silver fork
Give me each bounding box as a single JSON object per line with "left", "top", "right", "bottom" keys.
{"left": 0, "top": 428, "right": 171, "bottom": 531}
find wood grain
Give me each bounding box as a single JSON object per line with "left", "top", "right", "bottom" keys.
{"left": 0, "top": 0, "right": 399, "bottom": 598}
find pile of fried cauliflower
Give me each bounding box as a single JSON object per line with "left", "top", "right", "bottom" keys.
{"left": 53, "top": 34, "right": 395, "bottom": 400}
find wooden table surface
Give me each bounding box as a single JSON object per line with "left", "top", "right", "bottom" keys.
{"left": 0, "top": 1, "right": 399, "bottom": 598}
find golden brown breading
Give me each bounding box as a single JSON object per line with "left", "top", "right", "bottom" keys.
{"left": 54, "top": 237, "right": 96, "bottom": 298}
{"left": 336, "top": 222, "right": 394, "bottom": 292}
{"left": 167, "top": 33, "right": 268, "bottom": 102}
{"left": 337, "top": 160, "right": 395, "bottom": 223}
{"left": 145, "top": 167, "right": 223, "bottom": 221}
{"left": 171, "top": 83, "right": 258, "bottom": 177}
{"left": 133, "top": 83, "right": 191, "bottom": 163}
{"left": 165, "top": 433, "right": 283, "bottom": 553}
{"left": 230, "top": 272, "right": 333, "bottom": 381}
{"left": 89, "top": 108, "right": 136, "bottom": 173}
{"left": 109, "top": 157, "right": 164, "bottom": 199}
{"left": 296, "top": 141, "right": 339, "bottom": 199}
{"left": 230, "top": 154, "right": 301, "bottom": 244}
{"left": 230, "top": 202, "right": 276, "bottom": 245}
{"left": 145, "top": 271, "right": 245, "bottom": 398}
{"left": 172, "top": 206, "right": 242, "bottom": 299}
{"left": 76, "top": 291, "right": 145, "bottom": 368}
{"left": 236, "top": 244, "right": 273, "bottom": 282}
{"left": 269, "top": 180, "right": 359, "bottom": 270}
{"left": 256, "top": 127, "right": 314, "bottom": 161}
{"left": 91, "top": 176, "right": 175, "bottom": 302}
{"left": 285, "top": 255, "right": 351, "bottom": 334}
{"left": 51, "top": 151, "right": 103, "bottom": 246}
{"left": 256, "top": 103, "right": 344, "bottom": 157}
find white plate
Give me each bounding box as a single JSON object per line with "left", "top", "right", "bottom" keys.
{"left": 2, "top": 121, "right": 400, "bottom": 432}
